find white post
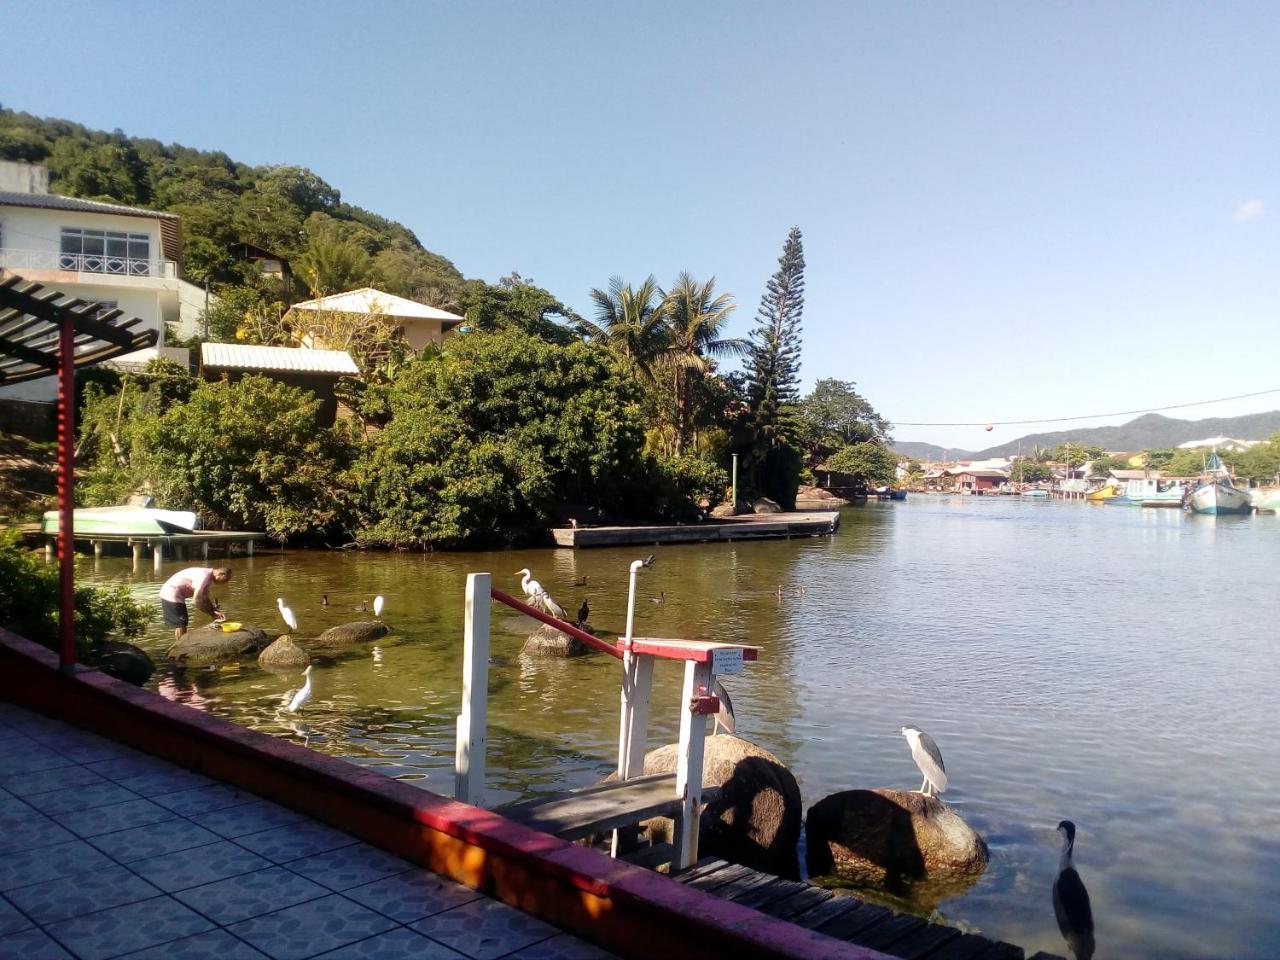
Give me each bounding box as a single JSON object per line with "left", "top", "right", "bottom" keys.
{"left": 673, "top": 659, "right": 713, "bottom": 870}
{"left": 152, "top": 542, "right": 163, "bottom": 570}
{"left": 131, "top": 541, "right": 143, "bottom": 571}
{"left": 455, "top": 572, "right": 491, "bottom": 807}
{"left": 612, "top": 559, "right": 651, "bottom": 856}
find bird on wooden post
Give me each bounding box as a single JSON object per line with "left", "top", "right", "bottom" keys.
{"left": 900, "top": 724, "right": 948, "bottom": 797}
{"left": 277, "top": 597, "right": 299, "bottom": 635}
{"left": 1053, "top": 820, "right": 1096, "bottom": 960}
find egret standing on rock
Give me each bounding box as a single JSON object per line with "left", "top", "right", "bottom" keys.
{"left": 900, "top": 724, "right": 948, "bottom": 797}
{"left": 373, "top": 594, "right": 385, "bottom": 619}
{"left": 514, "top": 569, "right": 568, "bottom": 619}
{"left": 286, "top": 665, "right": 313, "bottom": 713}
{"left": 277, "top": 597, "right": 299, "bottom": 634}
{"left": 1053, "top": 820, "right": 1096, "bottom": 960}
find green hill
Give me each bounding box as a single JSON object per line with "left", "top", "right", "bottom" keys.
{"left": 972, "top": 411, "right": 1280, "bottom": 458}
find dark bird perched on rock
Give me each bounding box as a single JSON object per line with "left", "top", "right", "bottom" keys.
{"left": 1053, "top": 820, "right": 1096, "bottom": 960}
{"left": 576, "top": 598, "right": 590, "bottom": 626}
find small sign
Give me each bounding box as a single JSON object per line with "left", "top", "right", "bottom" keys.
{"left": 712, "top": 647, "right": 744, "bottom": 675}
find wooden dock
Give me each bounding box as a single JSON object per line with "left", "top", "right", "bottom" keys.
{"left": 552, "top": 510, "right": 840, "bottom": 548}
{"left": 674, "top": 858, "right": 1065, "bottom": 960}
{"left": 24, "top": 526, "right": 264, "bottom": 569}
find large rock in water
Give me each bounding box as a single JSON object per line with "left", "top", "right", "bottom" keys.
{"left": 94, "top": 641, "right": 154, "bottom": 686}
{"left": 309, "top": 621, "right": 390, "bottom": 649}
{"left": 521, "top": 623, "right": 586, "bottom": 658}
{"left": 167, "top": 624, "right": 270, "bottom": 666}
{"left": 805, "top": 789, "right": 989, "bottom": 886}
{"left": 258, "top": 636, "right": 310, "bottom": 670}
{"left": 752, "top": 497, "right": 782, "bottom": 514}
{"left": 619, "top": 735, "right": 802, "bottom": 879}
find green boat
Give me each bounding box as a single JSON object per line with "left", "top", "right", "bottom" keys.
{"left": 41, "top": 506, "right": 198, "bottom": 535}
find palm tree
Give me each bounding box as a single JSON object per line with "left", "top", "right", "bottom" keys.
{"left": 661, "top": 272, "right": 745, "bottom": 454}
{"left": 579, "top": 275, "right": 670, "bottom": 379}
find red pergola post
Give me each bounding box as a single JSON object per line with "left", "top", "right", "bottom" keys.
{"left": 57, "top": 314, "right": 76, "bottom": 671}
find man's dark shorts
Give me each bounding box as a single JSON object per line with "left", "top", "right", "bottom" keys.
{"left": 161, "top": 599, "right": 189, "bottom": 628}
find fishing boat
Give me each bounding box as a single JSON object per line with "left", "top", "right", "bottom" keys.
{"left": 1087, "top": 483, "right": 1120, "bottom": 502}
{"left": 1248, "top": 486, "right": 1280, "bottom": 513}
{"left": 1189, "top": 453, "right": 1252, "bottom": 516}
{"left": 1021, "top": 489, "right": 1049, "bottom": 499}
{"left": 1141, "top": 483, "right": 1185, "bottom": 508}
{"left": 888, "top": 488, "right": 907, "bottom": 501}
{"left": 41, "top": 505, "right": 198, "bottom": 535}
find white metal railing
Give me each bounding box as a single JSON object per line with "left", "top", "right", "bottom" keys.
{"left": 0, "top": 248, "right": 176, "bottom": 280}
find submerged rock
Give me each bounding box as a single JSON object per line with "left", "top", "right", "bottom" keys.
{"left": 805, "top": 788, "right": 989, "bottom": 886}
{"left": 167, "top": 624, "right": 270, "bottom": 666}
{"left": 310, "top": 621, "right": 390, "bottom": 649}
{"left": 94, "top": 641, "right": 154, "bottom": 686}
{"left": 258, "top": 636, "right": 310, "bottom": 670}
{"left": 521, "top": 623, "right": 586, "bottom": 658}
{"left": 611, "top": 735, "right": 802, "bottom": 878}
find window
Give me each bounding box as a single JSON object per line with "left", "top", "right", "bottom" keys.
{"left": 60, "top": 228, "right": 151, "bottom": 276}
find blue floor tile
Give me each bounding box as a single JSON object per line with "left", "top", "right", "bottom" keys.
{"left": 52, "top": 797, "right": 179, "bottom": 838}
{"left": 2, "top": 926, "right": 76, "bottom": 959}
{"left": 118, "top": 928, "right": 270, "bottom": 959}
{"left": 314, "top": 926, "right": 468, "bottom": 959}
{"left": 44, "top": 894, "right": 215, "bottom": 960}
{"left": 4, "top": 862, "right": 161, "bottom": 923}
{"left": 227, "top": 893, "right": 397, "bottom": 960}
{"left": 410, "top": 898, "right": 557, "bottom": 960}
{"left": 128, "top": 838, "right": 273, "bottom": 892}
{"left": 0, "top": 838, "right": 117, "bottom": 891}
{"left": 283, "top": 844, "right": 413, "bottom": 892}
{"left": 88, "top": 817, "right": 223, "bottom": 863}
{"left": 173, "top": 865, "right": 329, "bottom": 925}
{"left": 344, "top": 868, "right": 482, "bottom": 923}
{"left": 233, "top": 820, "right": 358, "bottom": 864}
{"left": 190, "top": 799, "right": 309, "bottom": 839}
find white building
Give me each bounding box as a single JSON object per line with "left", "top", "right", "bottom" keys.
{"left": 284, "top": 287, "right": 465, "bottom": 352}
{"left": 0, "top": 161, "right": 195, "bottom": 401}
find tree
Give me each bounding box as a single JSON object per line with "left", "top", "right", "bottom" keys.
{"left": 1050, "top": 442, "right": 1105, "bottom": 468}
{"left": 461, "top": 276, "right": 580, "bottom": 342}
{"left": 580, "top": 276, "right": 671, "bottom": 379}
{"left": 745, "top": 227, "right": 805, "bottom": 448}
{"left": 799, "top": 379, "right": 890, "bottom": 461}
{"left": 1089, "top": 454, "right": 1132, "bottom": 478}
{"left": 826, "top": 442, "right": 898, "bottom": 486}
{"left": 295, "top": 224, "right": 373, "bottom": 296}
{"left": 1010, "top": 459, "right": 1054, "bottom": 483}
{"left": 660, "top": 272, "right": 744, "bottom": 455}
{"left": 349, "top": 329, "right": 667, "bottom": 547}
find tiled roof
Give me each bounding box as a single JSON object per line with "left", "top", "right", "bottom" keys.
{"left": 287, "top": 287, "right": 463, "bottom": 324}
{"left": 0, "top": 191, "right": 179, "bottom": 220}
{"left": 201, "top": 342, "right": 359, "bottom": 374}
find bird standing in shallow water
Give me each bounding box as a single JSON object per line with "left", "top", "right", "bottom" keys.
{"left": 373, "top": 595, "right": 385, "bottom": 618}
{"left": 286, "top": 665, "right": 313, "bottom": 713}
{"left": 277, "top": 598, "right": 299, "bottom": 634}
{"left": 900, "top": 724, "right": 948, "bottom": 796}
{"left": 650, "top": 591, "right": 664, "bottom": 605}
{"left": 1053, "top": 820, "right": 1096, "bottom": 960}
{"left": 321, "top": 594, "right": 328, "bottom": 607}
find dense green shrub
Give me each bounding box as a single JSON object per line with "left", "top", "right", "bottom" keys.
{"left": 826, "top": 442, "right": 898, "bottom": 487}
{"left": 0, "top": 533, "right": 148, "bottom": 658}
{"left": 652, "top": 455, "right": 729, "bottom": 518}
{"left": 350, "top": 329, "right": 655, "bottom": 547}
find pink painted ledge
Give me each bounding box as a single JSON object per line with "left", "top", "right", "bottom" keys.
{"left": 0, "top": 628, "right": 890, "bottom": 960}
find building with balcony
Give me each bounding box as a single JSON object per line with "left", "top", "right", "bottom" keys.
{"left": 0, "top": 160, "right": 191, "bottom": 402}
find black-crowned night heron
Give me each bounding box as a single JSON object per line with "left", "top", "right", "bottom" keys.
{"left": 900, "top": 724, "right": 948, "bottom": 796}
{"left": 1053, "top": 820, "right": 1096, "bottom": 960}
{"left": 713, "top": 678, "right": 735, "bottom": 735}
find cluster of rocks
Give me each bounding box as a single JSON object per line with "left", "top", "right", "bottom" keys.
{"left": 161, "top": 619, "right": 392, "bottom": 673}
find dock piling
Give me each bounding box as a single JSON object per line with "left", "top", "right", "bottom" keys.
{"left": 131, "top": 542, "right": 143, "bottom": 570}
{"left": 674, "top": 658, "right": 712, "bottom": 870}
{"left": 152, "top": 542, "right": 163, "bottom": 570}
{"left": 455, "top": 572, "right": 490, "bottom": 807}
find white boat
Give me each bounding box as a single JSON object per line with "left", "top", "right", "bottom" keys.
{"left": 41, "top": 505, "right": 198, "bottom": 535}
{"left": 1189, "top": 452, "right": 1252, "bottom": 516}
{"left": 1249, "top": 486, "right": 1280, "bottom": 513}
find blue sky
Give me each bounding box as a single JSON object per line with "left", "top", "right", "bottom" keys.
{"left": 6, "top": 1, "right": 1277, "bottom": 448}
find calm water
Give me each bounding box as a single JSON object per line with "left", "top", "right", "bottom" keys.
{"left": 84, "top": 497, "right": 1280, "bottom": 958}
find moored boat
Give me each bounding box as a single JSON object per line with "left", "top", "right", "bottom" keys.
{"left": 1248, "top": 486, "right": 1280, "bottom": 513}
{"left": 1021, "top": 489, "right": 1049, "bottom": 498}
{"left": 1087, "top": 483, "right": 1120, "bottom": 502}
{"left": 1189, "top": 452, "right": 1252, "bottom": 515}
{"left": 41, "top": 505, "right": 198, "bottom": 535}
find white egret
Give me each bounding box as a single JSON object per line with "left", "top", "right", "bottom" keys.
{"left": 373, "top": 594, "right": 385, "bottom": 618}
{"left": 277, "top": 597, "right": 299, "bottom": 634}
{"left": 712, "top": 678, "right": 735, "bottom": 735}
{"left": 1053, "top": 821, "right": 1096, "bottom": 960}
{"left": 900, "top": 724, "right": 948, "bottom": 796}
{"left": 514, "top": 569, "right": 568, "bottom": 619}
{"left": 286, "top": 665, "right": 313, "bottom": 713}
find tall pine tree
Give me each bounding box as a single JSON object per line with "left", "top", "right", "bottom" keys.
{"left": 747, "top": 226, "right": 805, "bottom": 444}
{"left": 743, "top": 226, "right": 806, "bottom": 506}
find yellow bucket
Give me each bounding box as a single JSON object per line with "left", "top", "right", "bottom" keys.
{"left": 218, "top": 621, "right": 243, "bottom": 632}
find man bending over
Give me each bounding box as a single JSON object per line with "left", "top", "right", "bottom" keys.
{"left": 160, "top": 566, "right": 231, "bottom": 640}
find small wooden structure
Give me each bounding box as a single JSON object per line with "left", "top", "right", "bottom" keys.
{"left": 0, "top": 275, "right": 157, "bottom": 670}
{"left": 36, "top": 529, "right": 263, "bottom": 570}
{"left": 552, "top": 510, "right": 839, "bottom": 548}
{"left": 455, "top": 563, "right": 759, "bottom": 870}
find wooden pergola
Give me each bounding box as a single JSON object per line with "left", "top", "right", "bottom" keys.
{"left": 0, "top": 274, "right": 158, "bottom": 670}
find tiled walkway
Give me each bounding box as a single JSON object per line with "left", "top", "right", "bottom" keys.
{"left": 0, "top": 702, "right": 616, "bottom": 960}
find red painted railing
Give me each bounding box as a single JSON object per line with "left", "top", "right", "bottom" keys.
{"left": 489, "top": 587, "right": 622, "bottom": 659}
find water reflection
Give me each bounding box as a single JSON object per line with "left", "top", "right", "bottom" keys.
{"left": 81, "top": 496, "right": 1280, "bottom": 957}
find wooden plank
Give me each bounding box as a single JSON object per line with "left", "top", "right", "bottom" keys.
{"left": 789, "top": 894, "right": 866, "bottom": 932}
{"left": 967, "top": 943, "right": 1024, "bottom": 960}
{"left": 500, "top": 773, "right": 713, "bottom": 840}
{"left": 852, "top": 913, "right": 929, "bottom": 950}
{"left": 859, "top": 915, "right": 960, "bottom": 959}
{"left": 711, "top": 870, "right": 782, "bottom": 903}
{"left": 922, "top": 933, "right": 1002, "bottom": 960}
{"left": 732, "top": 876, "right": 811, "bottom": 910}
{"left": 819, "top": 900, "right": 894, "bottom": 942}
{"left": 758, "top": 884, "right": 834, "bottom": 920}
{"left": 671, "top": 857, "right": 729, "bottom": 883}
{"left": 683, "top": 862, "right": 757, "bottom": 892}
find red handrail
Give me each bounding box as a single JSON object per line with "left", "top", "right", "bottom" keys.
{"left": 490, "top": 587, "right": 622, "bottom": 660}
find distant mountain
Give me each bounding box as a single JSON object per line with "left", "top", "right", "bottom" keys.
{"left": 892, "top": 441, "right": 973, "bottom": 460}
{"left": 967, "top": 411, "right": 1280, "bottom": 458}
